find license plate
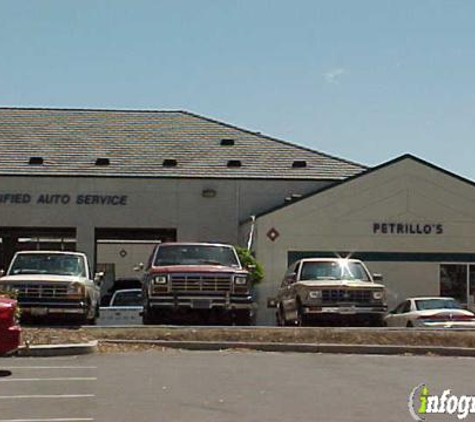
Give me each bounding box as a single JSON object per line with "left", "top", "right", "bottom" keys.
{"left": 30, "top": 307, "right": 48, "bottom": 316}
{"left": 339, "top": 307, "right": 356, "bottom": 314}
{"left": 192, "top": 299, "right": 211, "bottom": 309}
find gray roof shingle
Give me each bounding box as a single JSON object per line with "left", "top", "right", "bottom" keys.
{"left": 0, "top": 107, "right": 367, "bottom": 179}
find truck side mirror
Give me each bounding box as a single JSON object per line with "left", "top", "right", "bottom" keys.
{"left": 246, "top": 264, "right": 256, "bottom": 270}
{"left": 373, "top": 273, "right": 383, "bottom": 282}
{"left": 134, "top": 263, "right": 144, "bottom": 272}
{"left": 286, "top": 273, "right": 297, "bottom": 284}
{"left": 267, "top": 297, "right": 277, "bottom": 308}
{"left": 0, "top": 269, "right": 5, "bottom": 277}
{"left": 94, "top": 272, "right": 105, "bottom": 284}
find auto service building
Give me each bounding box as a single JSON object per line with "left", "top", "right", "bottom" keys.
{"left": 1, "top": 107, "right": 475, "bottom": 324}
{"left": 248, "top": 155, "right": 475, "bottom": 323}
{"left": 0, "top": 107, "right": 363, "bottom": 302}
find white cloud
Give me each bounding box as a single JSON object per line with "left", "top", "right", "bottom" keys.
{"left": 324, "top": 68, "right": 346, "bottom": 84}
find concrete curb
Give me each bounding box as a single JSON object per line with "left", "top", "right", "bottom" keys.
{"left": 16, "top": 340, "right": 98, "bottom": 357}
{"left": 99, "top": 339, "right": 475, "bottom": 357}
{"left": 86, "top": 325, "right": 475, "bottom": 332}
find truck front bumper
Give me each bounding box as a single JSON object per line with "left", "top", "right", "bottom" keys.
{"left": 302, "top": 305, "right": 387, "bottom": 315}
{"left": 19, "top": 299, "right": 88, "bottom": 316}
{"left": 148, "top": 294, "right": 254, "bottom": 310}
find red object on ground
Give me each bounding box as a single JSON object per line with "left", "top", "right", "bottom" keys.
{"left": 0, "top": 298, "right": 21, "bottom": 355}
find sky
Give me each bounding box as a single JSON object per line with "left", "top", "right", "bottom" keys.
{"left": 1, "top": 1, "right": 474, "bottom": 178}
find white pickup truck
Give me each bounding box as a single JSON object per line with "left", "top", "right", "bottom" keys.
{"left": 98, "top": 289, "right": 143, "bottom": 326}
{"left": 0, "top": 250, "right": 101, "bottom": 324}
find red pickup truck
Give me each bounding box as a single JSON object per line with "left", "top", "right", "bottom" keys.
{"left": 0, "top": 298, "right": 21, "bottom": 355}
{"left": 142, "top": 243, "right": 254, "bottom": 325}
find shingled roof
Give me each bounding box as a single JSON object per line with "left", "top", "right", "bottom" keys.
{"left": 0, "top": 107, "right": 366, "bottom": 179}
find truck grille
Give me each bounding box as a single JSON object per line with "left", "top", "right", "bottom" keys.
{"left": 170, "top": 274, "right": 232, "bottom": 292}
{"left": 9, "top": 283, "right": 69, "bottom": 299}
{"left": 322, "top": 289, "right": 371, "bottom": 303}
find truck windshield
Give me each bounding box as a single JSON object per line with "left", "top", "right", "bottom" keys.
{"left": 300, "top": 260, "right": 371, "bottom": 282}
{"left": 9, "top": 254, "right": 87, "bottom": 277}
{"left": 111, "top": 290, "right": 143, "bottom": 307}
{"left": 154, "top": 245, "right": 240, "bottom": 267}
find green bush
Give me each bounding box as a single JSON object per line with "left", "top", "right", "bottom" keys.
{"left": 0, "top": 289, "right": 17, "bottom": 300}
{"left": 235, "top": 246, "right": 264, "bottom": 285}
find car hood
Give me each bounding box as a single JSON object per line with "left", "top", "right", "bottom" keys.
{"left": 0, "top": 274, "right": 87, "bottom": 283}
{"left": 297, "top": 279, "right": 384, "bottom": 289}
{"left": 150, "top": 265, "right": 246, "bottom": 274}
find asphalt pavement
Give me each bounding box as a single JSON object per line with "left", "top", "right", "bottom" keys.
{"left": 0, "top": 350, "right": 474, "bottom": 421}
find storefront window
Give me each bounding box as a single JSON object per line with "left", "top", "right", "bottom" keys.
{"left": 440, "top": 264, "right": 467, "bottom": 304}
{"left": 469, "top": 265, "right": 475, "bottom": 309}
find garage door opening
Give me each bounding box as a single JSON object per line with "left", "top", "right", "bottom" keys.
{"left": 0, "top": 227, "right": 76, "bottom": 271}
{"left": 95, "top": 228, "right": 176, "bottom": 300}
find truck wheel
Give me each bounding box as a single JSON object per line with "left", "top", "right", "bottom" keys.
{"left": 296, "top": 309, "right": 305, "bottom": 327}
{"left": 296, "top": 303, "right": 310, "bottom": 327}
{"left": 368, "top": 315, "right": 385, "bottom": 327}
{"left": 142, "top": 307, "right": 159, "bottom": 325}
{"left": 234, "top": 310, "right": 253, "bottom": 326}
{"left": 276, "top": 305, "right": 288, "bottom": 327}
{"left": 85, "top": 304, "right": 99, "bottom": 326}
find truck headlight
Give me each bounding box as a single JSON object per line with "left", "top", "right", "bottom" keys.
{"left": 372, "top": 291, "right": 384, "bottom": 300}
{"left": 308, "top": 290, "right": 322, "bottom": 299}
{"left": 67, "top": 283, "right": 85, "bottom": 297}
{"left": 153, "top": 275, "right": 168, "bottom": 285}
{"left": 234, "top": 276, "right": 247, "bottom": 285}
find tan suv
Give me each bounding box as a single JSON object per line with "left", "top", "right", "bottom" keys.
{"left": 269, "top": 258, "right": 387, "bottom": 326}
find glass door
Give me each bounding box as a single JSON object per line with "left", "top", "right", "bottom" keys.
{"left": 440, "top": 264, "right": 467, "bottom": 304}
{"left": 440, "top": 263, "right": 475, "bottom": 310}
{"left": 469, "top": 266, "right": 475, "bottom": 311}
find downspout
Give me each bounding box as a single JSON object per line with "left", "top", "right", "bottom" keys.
{"left": 246, "top": 215, "right": 256, "bottom": 251}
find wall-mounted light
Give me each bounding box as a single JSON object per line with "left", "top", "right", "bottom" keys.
{"left": 202, "top": 188, "right": 217, "bottom": 198}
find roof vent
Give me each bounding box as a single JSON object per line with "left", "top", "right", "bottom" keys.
{"left": 95, "top": 158, "right": 110, "bottom": 166}
{"left": 285, "top": 194, "right": 303, "bottom": 203}
{"left": 163, "top": 159, "right": 178, "bottom": 167}
{"left": 28, "top": 157, "right": 44, "bottom": 165}
{"left": 292, "top": 160, "right": 307, "bottom": 168}
{"left": 227, "top": 160, "right": 242, "bottom": 168}
{"left": 220, "top": 139, "right": 235, "bottom": 146}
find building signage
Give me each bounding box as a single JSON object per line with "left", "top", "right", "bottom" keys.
{"left": 0, "top": 193, "right": 128, "bottom": 206}
{"left": 373, "top": 222, "right": 443, "bottom": 235}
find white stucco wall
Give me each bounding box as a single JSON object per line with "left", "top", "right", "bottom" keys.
{"left": 0, "top": 176, "right": 330, "bottom": 276}
{"left": 251, "top": 157, "right": 475, "bottom": 324}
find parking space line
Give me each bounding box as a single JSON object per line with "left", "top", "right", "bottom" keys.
{"left": 0, "top": 419, "right": 94, "bottom": 422}
{"left": 0, "top": 367, "right": 97, "bottom": 370}
{"left": 0, "top": 377, "right": 97, "bottom": 382}
{"left": 0, "top": 394, "right": 95, "bottom": 399}
{"left": 9, "top": 356, "right": 83, "bottom": 360}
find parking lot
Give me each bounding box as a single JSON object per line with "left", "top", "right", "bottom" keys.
{"left": 0, "top": 356, "right": 96, "bottom": 422}
{"left": 1, "top": 350, "right": 475, "bottom": 421}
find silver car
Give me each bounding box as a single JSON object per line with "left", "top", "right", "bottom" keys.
{"left": 385, "top": 297, "right": 475, "bottom": 328}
